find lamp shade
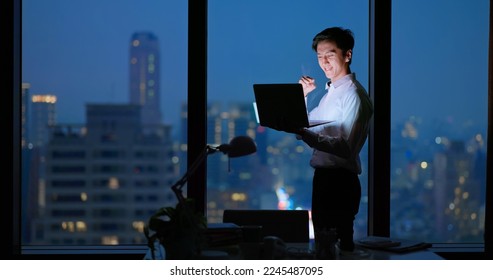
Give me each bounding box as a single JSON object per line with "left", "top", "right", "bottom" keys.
{"left": 218, "top": 136, "right": 257, "bottom": 158}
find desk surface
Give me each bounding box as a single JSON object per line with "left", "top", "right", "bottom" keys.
{"left": 204, "top": 241, "right": 444, "bottom": 260}
{"left": 285, "top": 242, "right": 443, "bottom": 260}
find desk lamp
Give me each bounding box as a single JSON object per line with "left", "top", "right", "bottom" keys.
{"left": 171, "top": 135, "right": 257, "bottom": 203}
{"left": 145, "top": 135, "right": 256, "bottom": 259}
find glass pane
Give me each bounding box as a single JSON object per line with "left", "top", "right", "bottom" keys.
{"left": 208, "top": 0, "right": 369, "bottom": 240}
{"left": 391, "top": 0, "right": 488, "bottom": 243}
{"left": 22, "top": 0, "right": 188, "bottom": 245}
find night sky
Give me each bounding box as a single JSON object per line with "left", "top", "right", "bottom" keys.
{"left": 22, "top": 0, "right": 489, "bottom": 136}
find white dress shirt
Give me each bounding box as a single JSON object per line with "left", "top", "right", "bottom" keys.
{"left": 300, "top": 73, "right": 373, "bottom": 174}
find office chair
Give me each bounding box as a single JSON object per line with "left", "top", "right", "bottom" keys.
{"left": 222, "top": 209, "right": 310, "bottom": 243}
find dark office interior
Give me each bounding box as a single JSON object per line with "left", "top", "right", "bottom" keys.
{"left": 4, "top": 0, "right": 493, "bottom": 260}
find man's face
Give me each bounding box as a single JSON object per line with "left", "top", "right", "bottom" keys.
{"left": 316, "top": 40, "right": 351, "bottom": 82}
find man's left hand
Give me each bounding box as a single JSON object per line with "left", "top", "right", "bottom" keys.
{"left": 273, "top": 117, "right": 304, "bottom": 134}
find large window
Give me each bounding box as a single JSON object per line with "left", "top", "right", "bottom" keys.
{"left": 21, "top": 0, "right": 188, "bottom": 246}
{"left": 206, "top": 0, "right": 370, "bottom": 240}
{"left": 10, "top": 0, "right": 491, "bottom": 256}
{"left": 391, "top": 0, "right": 489, "bottom": 243}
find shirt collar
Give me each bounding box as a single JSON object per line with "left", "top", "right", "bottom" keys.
{"left": 327, "top": 73, "right": 355, "bottom": 90}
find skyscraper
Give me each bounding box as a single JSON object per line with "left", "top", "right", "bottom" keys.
{"left": 32, "top": 104, "right": 175, "bottom": 245}
{"left": 129, "top": 32, "right": 162, "bottom": 126}
{"left": 30, "top": 94, "right": 57, "bottom": 147}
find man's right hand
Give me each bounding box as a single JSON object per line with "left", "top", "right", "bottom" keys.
{"left": 299, "top": 75, "right": 316, "bottom": 97}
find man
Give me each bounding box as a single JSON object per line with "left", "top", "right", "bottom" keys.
{"left": 280, "top": 27, "right": 373, "bottom": 258}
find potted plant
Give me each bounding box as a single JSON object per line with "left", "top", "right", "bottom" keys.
{"left": 144, "top": 198, "right": 207, "bottom": 260}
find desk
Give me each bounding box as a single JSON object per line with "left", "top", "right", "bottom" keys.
{"left": 203, "top": 229, "right": 444, "bottom": 260}
{"left": 368, "top": 248, "right": 443, "bottom": 260}
{"left": 285, "top": 242, "right": 443, "bottom": 260}
{"left": 213, "top": 241, "right": 443, "bottom": 260}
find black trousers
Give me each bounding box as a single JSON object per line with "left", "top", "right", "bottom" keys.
{"left": 311, "top": 167, "right": 361, "bottom": 251}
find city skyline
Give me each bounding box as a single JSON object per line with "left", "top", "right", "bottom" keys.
{"left": 21, "top": 86, "right": 486, "bottom": 244}
{"left": 22, "top": 0, "right": 489, "bottom": 131}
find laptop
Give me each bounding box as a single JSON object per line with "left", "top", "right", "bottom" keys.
{"left": 252, "top": 83, "right": 331, "bottom": 130}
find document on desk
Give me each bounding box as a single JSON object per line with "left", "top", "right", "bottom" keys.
{"left": 356, "top": 236, "right": 431, "bottom": 253}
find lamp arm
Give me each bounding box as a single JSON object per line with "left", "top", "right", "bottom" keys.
{"left": 171, "top": 145, "right": 218, "bottom": 203}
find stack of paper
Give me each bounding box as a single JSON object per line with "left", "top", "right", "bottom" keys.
{"left": 356, "top": 236, "right": 431, "bottom": 253}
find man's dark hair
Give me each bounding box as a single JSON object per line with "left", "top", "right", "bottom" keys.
{"left": 312, "top": 27, "right": 355, "bottom": 56}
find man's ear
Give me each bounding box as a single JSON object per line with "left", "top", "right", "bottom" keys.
{"left": 345, "top": 49, "right": 352, "bottom": 62}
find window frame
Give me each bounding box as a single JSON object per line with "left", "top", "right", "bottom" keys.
{"left": 485, "top": 0, "right": 492, "bottom": 259}
{"left": 5, "top": 0, "right": 492, "bottom": 259}
{"left": 7, "top": 0, "right": 22, "bottom": 258}
{"left": 367, "top": 0, "right": 391, "bottom": 238}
